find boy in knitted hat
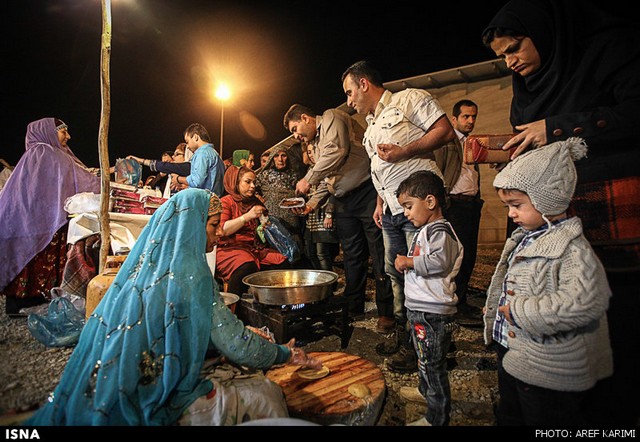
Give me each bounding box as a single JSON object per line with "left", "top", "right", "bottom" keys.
{"left": 483, "top": 138, "right": 613, "bottom": 426}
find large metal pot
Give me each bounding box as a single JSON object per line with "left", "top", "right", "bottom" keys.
{"left": 242, "top": 269, "right": 339, "bottom": 305}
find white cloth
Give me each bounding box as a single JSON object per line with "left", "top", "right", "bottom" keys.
{"left": 67, "top": 212, "right": 151, "bottom": 252}
{"left": 178, "top": 363, "right": 288, "bottom": 426}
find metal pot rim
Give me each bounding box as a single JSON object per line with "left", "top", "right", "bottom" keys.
{"left": 242, "top": 269, "right": 339, "bottom": 288}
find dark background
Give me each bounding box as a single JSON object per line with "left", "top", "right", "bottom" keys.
{"left": 3, "top": 0, "right": 512, "bottom": 167}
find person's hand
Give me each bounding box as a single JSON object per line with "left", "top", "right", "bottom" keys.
{"left": 247, "top": 205, "right": 266, "bottom": 220}
{"left": 295, "top": 178, "right": 311, "bottom": 196}
{"left": 498, "top": 304, "right": 514, "bottom": 325}
{"left": 376, "top": 143, "right": 404, "bottom": 163}
{"left": 292, "top": 205, "right": 313, "bottom": 216}
{"left": 373, "top": 204, "right": 383, "bottom": 229}
{"left": 502, "top": 119, "right": 547, "bottom": 159}
{"left": 127, "top": 155, "right": 144, "bottom": 164}
{"left": 285, "top": 339, "right": 322, "bottom": 370}
{"left": 394, "top": 254, "right": 410, "bottom": 272}
{"left": 323, "top": 215, "right": 333, "bottom": 229}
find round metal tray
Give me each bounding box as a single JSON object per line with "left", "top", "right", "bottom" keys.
{"left": 242, "top": 269, "right": 338, "bottom": 305}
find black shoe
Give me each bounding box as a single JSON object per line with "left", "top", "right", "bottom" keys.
{"left": 375, "top": 323, "right": 403, "bottom": 356}
{"left": 387, "top": 347, "right": 417, "bottom": 373}
{"left": 475, "top": 357, "right": 498, "bottom": 371}
{"left": 375, "top": 339, "right": 400, "bottom": 356}
{"left": 455, "top": 303, "right": 484, "bottom": 328}
{"left": 346, "top": 298, "right": 365, "bottom": 319}
{"left": 347, "top": 310, "right": 365, "bottom": 321}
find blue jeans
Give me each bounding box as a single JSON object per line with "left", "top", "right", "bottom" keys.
{"left": 407, "top": 309, "right": 454, "bottom": 426}
{"left": 381, "top": 212, "right": 416, "bottom": 323}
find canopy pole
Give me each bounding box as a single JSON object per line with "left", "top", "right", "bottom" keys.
{"left": 98, "top": 0, "right": 113, "bottom": 272}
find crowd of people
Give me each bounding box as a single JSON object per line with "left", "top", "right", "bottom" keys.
{"left": 1, "top": 0, "right": 637, "bottom": 427}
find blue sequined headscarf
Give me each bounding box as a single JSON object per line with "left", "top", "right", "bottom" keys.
{"left": 28, "top": 188, "right": 221, "bottom": 425}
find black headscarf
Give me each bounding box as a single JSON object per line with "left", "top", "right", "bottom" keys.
{"left": 483, "top": 0, "right": 640, "bottom": 176}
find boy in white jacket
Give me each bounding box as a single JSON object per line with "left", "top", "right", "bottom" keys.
{"left": 484, "top": 138, "right": 613, "bottom": 426}
{"left": 394, "top": 170, "right": 463, "bottom": 426}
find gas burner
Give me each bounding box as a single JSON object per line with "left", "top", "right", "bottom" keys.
{"left": 281, "top": 303, "right": 306, "bottom": 311}
{"left": 236, "top": 295, "right": 352, "bottom": 348}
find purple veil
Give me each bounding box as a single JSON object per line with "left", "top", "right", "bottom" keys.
{"left": 0, "top": 118, "right": 100, "bottom": 291}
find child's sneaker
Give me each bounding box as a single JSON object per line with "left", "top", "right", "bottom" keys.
{"left": 407, "top": 417, "right": 432, "bottom": 426}
{"left": 399, "top": 386, "right": 426, "bottom": 404}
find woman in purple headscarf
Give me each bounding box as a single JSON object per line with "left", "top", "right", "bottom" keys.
{"left": 0, "top": 118, "right": 100, "bottom": 316}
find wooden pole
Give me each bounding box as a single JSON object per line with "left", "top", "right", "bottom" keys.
{"left": 98, "top": 0, "right": 112, "bottom": 272}
{"left": 220, "top": 103, "right": 224, "bottom": 158}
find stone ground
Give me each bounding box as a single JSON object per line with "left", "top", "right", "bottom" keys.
{"left": 0, "top": 246, "right": 502, "bottom": 426}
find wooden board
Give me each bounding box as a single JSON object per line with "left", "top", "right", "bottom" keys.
{"left": 266, "top": 351, "right": 386, "bottom": 426}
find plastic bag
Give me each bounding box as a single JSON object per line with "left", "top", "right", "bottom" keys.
{"left": 260, "top": 215, "right": 300, "bottom": 263}
{"left": 64, "top": 192, "right": 101, "bottom": 214}
{"left": 114, "top": 158, "right": 142, "bottom": 186}
{"left": 27, "top": 296, "right": 86, "bottom": 348}
{"left": 20, "top": 287, "right": 86, "bottom": 317}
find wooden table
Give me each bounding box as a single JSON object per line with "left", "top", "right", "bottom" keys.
{"left": 266, "top": 351, "right": 386, "bottom": 426}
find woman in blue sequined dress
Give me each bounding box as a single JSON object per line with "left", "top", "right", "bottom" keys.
{"left": 26, "top": 188, "right": 320, "bottom": 426}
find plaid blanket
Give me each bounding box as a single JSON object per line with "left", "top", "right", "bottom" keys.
{"left": 60, "top": 233, "right": 101, "bottom": 298}
{"left": 568, "top": 176, "right": 640, "bottom": 272}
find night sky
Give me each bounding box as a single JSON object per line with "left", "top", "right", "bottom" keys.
{"left": 3, "top": 0, "right": 512, "bottom": 168}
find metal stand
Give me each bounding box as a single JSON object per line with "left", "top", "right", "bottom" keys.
{"left": 236, "top": 294, "right": 353, "bottom": 348}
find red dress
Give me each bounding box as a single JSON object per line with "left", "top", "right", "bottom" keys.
{"left": 215, "top": 195, "right": 286, "bottom": 282}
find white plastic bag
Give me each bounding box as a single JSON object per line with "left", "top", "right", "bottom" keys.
{"left": 64, "top": 192, "right": 101, "bottom": 214}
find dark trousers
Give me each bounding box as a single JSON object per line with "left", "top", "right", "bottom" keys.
{"left": 304, "top": 240, "right": 339, "bottom": 271}
{"left": 494, "top": 344, "right": 588, "bottom": 426}
{"left": 334, "top": 180, "right": 393, "bottom": 317}
{"left": 586, "top": 270, "right": 640, "bottom": 426}
{"left": 445, "top": 194, "right": 483, "bottom": 304}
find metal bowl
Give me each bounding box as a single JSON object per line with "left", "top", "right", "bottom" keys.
{"left": 242, "top": 269, "right": 339, "bottom": 305}
{"left": 219, "top": 292, "right": 240, "bottom": 314}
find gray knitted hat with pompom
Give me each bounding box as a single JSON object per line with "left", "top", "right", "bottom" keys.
{"left": 493, "top": 137, "right": 588, "bottom": 216}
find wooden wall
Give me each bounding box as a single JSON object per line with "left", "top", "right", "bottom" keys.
{"left": 429, "top": 76, "right": 513, "bottom": 245}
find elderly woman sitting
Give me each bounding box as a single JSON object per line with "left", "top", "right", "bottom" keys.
{"left": 216, "top": 166, "right": 289, "bottom": 296}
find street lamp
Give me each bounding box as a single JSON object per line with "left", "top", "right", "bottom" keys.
{"left": 215, "top": 83, "right": 231, "bottom": 158}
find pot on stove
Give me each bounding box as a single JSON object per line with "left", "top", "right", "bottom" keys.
{"left": 242, "top": 269, "right": 338, "bottom": 305}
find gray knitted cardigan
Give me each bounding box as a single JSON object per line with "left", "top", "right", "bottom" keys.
{"left": 483, "top": 217, "right": 613, "bottom": 392}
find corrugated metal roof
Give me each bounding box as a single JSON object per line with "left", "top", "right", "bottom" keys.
{"left": 270, "top": 58, "right": 510, "bottom": 152}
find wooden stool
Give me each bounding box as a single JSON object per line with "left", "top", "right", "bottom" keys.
{"left": 266, "top": 351, "right": 386, "bottom": 426}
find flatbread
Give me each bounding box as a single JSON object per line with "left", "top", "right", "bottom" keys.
{"left": 297, "top": 364, "right": 330, "bottom": 380}
{"left": 348, "top": 383, "right": 371, "bottom": 398}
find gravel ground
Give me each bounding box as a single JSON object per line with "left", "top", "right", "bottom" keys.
{"left": 0, "top": 246, "right": 502, "bottom": 426}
